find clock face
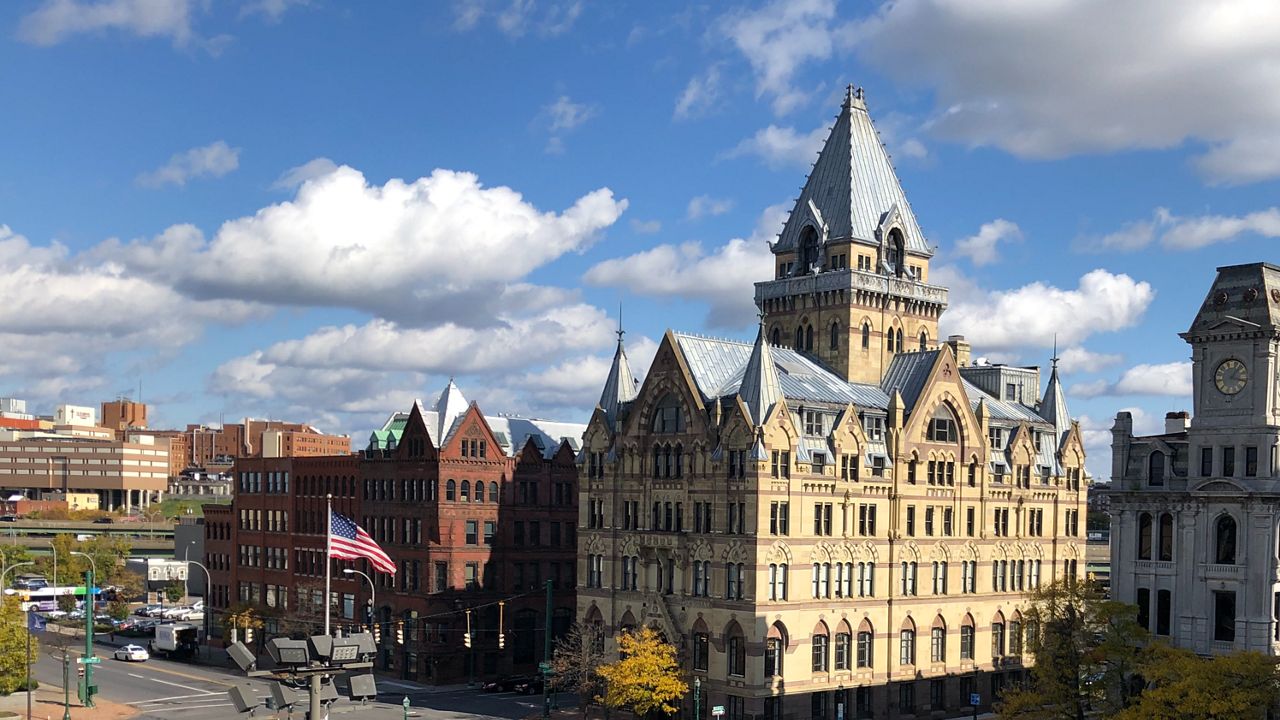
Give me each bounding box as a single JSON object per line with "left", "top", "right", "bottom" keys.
{"left": 1215, "top": 359, "right": 1248, "bottom": 395}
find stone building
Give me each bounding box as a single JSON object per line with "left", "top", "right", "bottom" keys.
{"left": 1109, "top": 262, "right": 1280, "bottom": 654}
{"left": 577, "top": 87, "right": 1087, "bottom": 719}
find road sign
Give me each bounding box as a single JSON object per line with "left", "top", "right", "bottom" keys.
{"left": 969, "top": 693, "right": 981, "bottom": 706}
{"left": 538, "top": 661, "right": 552, "bottom": 673}
{"left": 76, "top": 657, "right": 101, "bottom": 664}
{"left": 712, "top": 706, "right": 725, "bottom": 717}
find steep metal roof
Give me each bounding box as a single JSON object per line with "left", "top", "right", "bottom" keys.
{"left": 433, "top": 379, "right": 469, "bottom": 443}
{"left": 674, "top": 332, "right": 889, "bottom": 409}
{"left": 964, "top": 379, "right": 1052, "bottom": 426}
{"left": 880, "top": 350, "right": 938, "bottom": 411}
{"left": 598, "top": 332, "right": 639, "bottom": 428}
{"left": 774, "top": 86, "right": 930, "bottom": 256}
{"left": 1183, "top": 262, "right": 1280, "bottom": 338}
{"left": 737, "top": 324, "right": 783, "bottom": 425}
{"left": 1039, "top": 361, "right": 1072, "bottom": 448}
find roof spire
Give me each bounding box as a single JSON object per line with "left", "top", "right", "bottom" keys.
{"left": 599, "top": 312, "right": 638, "bottom": 429}
{"left": 1051, "top": 333, "right": 1059, "bottom": 370}
{"left": 738, "top": 314, "right": 783, "bottom": 426}
{"left": 1039, "top": 349, "right": 1071, "bottom": 450}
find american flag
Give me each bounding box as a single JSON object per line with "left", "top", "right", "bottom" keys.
{"left": 330, "top": 510, "right": 396, "bottom": 575}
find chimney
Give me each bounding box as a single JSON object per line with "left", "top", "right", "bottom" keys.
{"left": 1164, "top": 411, "right": 1190, "bottom": 434}
{"left": 946, "top": 335, "right": 971, "bottom": 366}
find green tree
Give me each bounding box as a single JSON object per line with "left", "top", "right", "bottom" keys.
{"left": 997, "top": 580, "right": 1148, "bottom": 720}
{"left": 164, "top": 581, "right": 184, "bottom": 603}
{"left": 1114, "top": 644, "right": 1280, "bottom": 720}
{"left": 552, "top": 621, "right": 608, "bottom": 699}
{"left": 596, "top": 627, "right": 688, "bottom": 718}
{"left": 0, "top": 595, "right": 38, "bottom": 694}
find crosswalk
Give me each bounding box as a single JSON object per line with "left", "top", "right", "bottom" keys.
{"left": 131, "top": 689, "right": 232, "bottom": 715}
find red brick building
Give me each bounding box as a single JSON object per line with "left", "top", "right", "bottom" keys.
{"left": 206, "top": 383, "right": 583, "bottom": 684}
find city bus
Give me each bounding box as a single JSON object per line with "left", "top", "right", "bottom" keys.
{"left": 7, "top": 585, "right": 102, "bottom": 612}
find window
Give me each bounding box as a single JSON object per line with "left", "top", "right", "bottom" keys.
{"left": 484, "top": 521, "right": 496, "bottom": 545}
{"left": 770, "top": 502, "right": 790, "bottom": 535}
{"left": 988, "top": 427, "right": 1005, "bottom": 450}
{"left": 464, "top": 562, "right": 479, "bottom": 590}
{"left": 812, "top": 631, "right": 829, "bottom": 672}
{"left": 899, "top": 562, "right": 917, "bottom": 596}
{"left": 991, "top": 622, "right": 1005, "bottom": 658}
{"left": 899, "top": 628, "right": 916, "bottom": 665}
{"left": 651, "top": 394, "right": 684, "bottom": 433}
{"left": 765, "top": 634, "right": 783, "bottom": 677}
{"left": 1158, "top": 513, "right": 1174, "bottom": 561}
{"left": 1201, "top": 446, "right": 1214, "bottom": 476}
{"left": 445, "top": 479, "right": 456, "bottom": 501}
{"left": 830, "top": 322, "right": 840, "bottom": 351}
{"left": 1137, "top": 589, "right": 1151, "bottom": 631}
{"left": 930, "top": 626, "right": 946, "bottom": 663}
{"left": 1216, "top": 515, "right": 1237, "bottom": 564}
{"left": 460, "top": 480, "right": 470, "bottom": 502}
{"left": 1214, "top": 591, "right": 1236, "bottom": 642}
{"left": 961, "top": 560, "right": 976, "bottom": 594}
{"left": 834, "top": 631, "right": 851, "bottom": 671}
{"left": 1137, "top": 513, "right": 1152, "bottom": 560}
{"left": 840, "top": 453, "right": 859, "bottom": 481}
{"left": 906, "top": 505, "right": 916, "bottom": 536}
{"left": 966, "top": 507, "right": 975, "bottom": 536}
{"left": 1009, "top": 620, "right": 1023, "bottom": 656}
{"left": 771, "top": 451, "right": 791, "bottom": 479}
{"left": 1247, "top": 446, "right": 1259, "bottom": 477}
{"left": 694, "top": 632, "right": 709, "bottom": 671}
{"left": 932, "top": 561, "right": 948, "bottom": 595}
{"left": 726, "top": 563, "right": 744, "bottom": 600}
{"left": 728, "top": 629, "right": 746, "bottom": 676}
{"left": 858, "top": 504, "right": 877, "bottom": 536}
{"left": 1224, "top": 446, "right": 1236, "bottom": 476}
{"left": 857, "top": 562, "right": 874, "bottom": 597}
{"left": 769, "top": 563, "right": 788, "bottom": 600}
{"left": 898, "top": 684, "right": 915, "bottom": 714}
{"left": 856, "top": 627, "right": 873, "bottom": 668}
{"left": 434, "top": 562, "right": 448, "bottom": 592}
{"left": 960, "top": 623, "right": 974, "bottom": 660}
{"left": 465, "top": 520, "right": 478, "bottom": 545}
{"left": 1148, "top": 451, "right": 1165, "bottom": 486}
{"left": 927, "top": 407, "right": 957, "bottom": 443}
{"left": 863, "top": 415, "right": 885, "bottom": 441}
{"left": 930, "top": 678, "right": 945, "bottom": 712}
{"left": 812, "top": 563, "right": 831, "bottom": 598}
{"left": 925, "top": 506, "right": 934, "bottom": 536}
{"left": 814, "top": 503, "right": 833, "bottom": 536}
{"left": 861, "top": 322, "right": 870, "bottom": 349}
{"left": 1157, "top": 589, "right": 1172, "bottom": 636}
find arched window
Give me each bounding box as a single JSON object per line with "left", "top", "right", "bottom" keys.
{"left": 830, "top": 322, "right": 840, "bottom": 351}
{"left": 474, "top": 481, "right": 485, "bottom": 503}
{"left": 799, "top": 226, "right": 820, "bottom": 275}
{"left": 889, "top": 228, "right": 906, "bottom": 277}
{"left": 960, "top": 614, "right": 975, "bottom": 660}
{"left": 1149, "top": 451, "right": 1166, "bottom": 487}
{"left": 445, "top": 479, "right": 456, "bottom": 501}
{"left": 896, "top": 328, "right": 904, "bottom": 352}
{"left": 771, "top": 327, "right": 781, "bottom": 345}
{"left": 812, "top": 621, "right": 830, "bottom": 672}
{"left": 1137, "top": 513, "right": 1152, "bottom": 560}
{"left": 674, "top": 444, "right": 684, "bottom": 479}
{"left": 887, "top": 327, "right": 897, "bottom": 353}
{"left": 726, "top": 622, "right": 746, "bottom": 677}
{"left": 927, "top": 405, "right": 958, "bottom": 443}
{"left": 460, "top": 480, "right": 470, "bottom": 502}
{"left": 805, "top": 325, "right": 814, "bottom": 352}
{"left": 919, "top": 330, "right": 928, "bottom": 351}
{"left": 861, "top": 322, "right": 870, "bottom": 350}
{"left": 991, "top": 612, "right": 1006, "bottom": 658}
{"left": 651, "top": 394, "right": 683, "bottom": 433}
{"left": 795, "top": 326, "right": 805, "bottom": 349}
{"left": 834, "top": 620, "right": 852, "bottom": 671}
{"left": 765, "top": 622, "right": 786, "bottom": 677}
{"left": 1215, "top": 515, "right": 1237, "bottom": 564}
{"left": 1158, "top": 513, "right": 1174, "bottom": 561}
{"left": 857, "top": 619, "right": 874, "bottom": 668}
{"left": 899, "top": 620, "right": 916, "bottom": 666}
{"left": 930, "top": 616, "right": 947, "bottom": 663}
{"left": 490, "top": 482, "right": 499, "bottom": 503}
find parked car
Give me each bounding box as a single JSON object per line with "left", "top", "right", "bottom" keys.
{"left": 114, "top": 644, "right": 150, "bottom": 662}
{"left": 0, "top": 515, "right": 17, "bottom": 522}
{"left": 514, "top": 676, "right": 545, "bottom": 695}
{"left": 93, "top": 517, "right": 114, "bottom": 524}
{"left": 483, "top": 676, "right": 528, "bottom": 693}
{"left": 134, "top": 605, "right": 161, "bottom": 617}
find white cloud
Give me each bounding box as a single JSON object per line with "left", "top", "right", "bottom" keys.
{"left": 686, "top": 195, "right": 734, "bottom": 220}
{"left": 584, "top": 203, "right": 786, "bottom": 328}
{"left": 99, "top": 164, "right": 627, "bottom": 325}
{"left": 674, "top": 65, "right": 723, "bottom": 121}
{"left": 720, "top": 0, "right": 839, "bottom": 115}
{"left": 545, "top": 95, "right": 595, "bottom": 133}
{"left": 512, "top": 335, "right": 660, "bottom": 410}
{"left": 1079, "top": 206, "right": 1280, "bottom": 252}
{"left": 19, "top": 0, "right": 197, "bottom": 47}
{"left": 271, "top": 157, "right": 338, "bottom": 191}
{"left": 137, "top": 141, "right": 240, "bottom": 188}
{"left": 952, "top": 219, "right": 1021, "bottom": 266}
{"left": 941, "top": 269, "right": 1156, "bottom": 353}
{"left": 453, "top": 0, "right": 583, "bottom": 38}
{"left": 725, "top": 124, "right": 827, "bottom": 170}
{"left": 1073, "top": 362, "right": 1193, "bottom": 399}
{"left": 854, "top": 0, "right": 1280, "bottom": 184}
{"left": 1055, "top": 347, "right": 1123, "bottom": 375}
{"left": 630, "top": 219, "right": 662, "bottom": 234}
{"left": 239, "top": 0, "right": 308, "bottom": 22}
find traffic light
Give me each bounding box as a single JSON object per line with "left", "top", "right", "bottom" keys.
{"left": 464, "top": 632, "right": 471, "bottom": 648}
{"left": 244, "top": 627, "right": 254, "bottom": 645}
{"left": 395, "top": 622, "right": 404, "bottom": 645}
{"left": 498, "top": 633, "right": 505, "bottom": 649}
{"left": 372, "top": 622, "right": 381, "bottom": 644}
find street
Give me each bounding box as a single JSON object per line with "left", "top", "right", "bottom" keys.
{"left": 30, "top": 637, "right": 569, "bottom": 720}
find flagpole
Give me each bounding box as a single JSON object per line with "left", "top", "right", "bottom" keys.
{"left": 325, "top": 493, "right": 333, "bottom": 637}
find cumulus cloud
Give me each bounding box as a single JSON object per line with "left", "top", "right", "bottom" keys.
{"left": 19, "top": 0, "right": 198, "bottom": 47}
{"left": 584, "top": 203, "right": 786, "bottom": 328}
{"left": 270, "top": 157, "right": 338, "bottom": 191}
{"left": 1078, "top": 206, "right": 1280, "bottom": 252}
{"left": 137, "top": 141, "right": 240, "bottom": 188}
{"left": 98, "top": 163, "right": 627, "bottom": 325}
{"left": 720, "top": 0, "right": 839, "bottom": 115}
{"left": 1073, "top": 362, "right": 1193, "bottom": 399}
{"left": 853, "top": 0, "right": 1280, "bottom": 184}
{"left": 941, "top": 269, "right": 1156, "bottom": 353}
{"left": 952, "top": 219, "right": 1021, "bottom": 266}
{"left": 511, "top": 335, "right": 660, "bottom": 410}
{"left": 726, "top": 124, "right": 827, "bottom": 170}
{"left": 541, "top": 95, "right": 596, "bottom": 154}
{"left": 686, "top": 195, "right": 734, "bottom": 220}
{"left": 674, "top": 65, "right": 724, "bottom": 121}
{"left": 1055, "top": 347, "right": 1123, "bottom": 376}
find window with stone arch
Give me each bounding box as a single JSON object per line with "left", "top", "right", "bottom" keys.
{"left": 798, "top": 225, "right": 820, "bottom": 275}
{"left": 805, "top": 324, "right": 814, "bottom": 352}
{"left": 861, "top": 322, "right": 871, "bottom": 350}
{"left": 927, "top": 404, "right": 959, "bottom": 444}
{"left": 1137, "top": 512, "right": 1152, "bottom": 560}
{"left": 887, "top": 325, "right": 897, "bottom": 353}
{"left": 650, "top": 393, "right": 684, "bottom": 434}
{"left": 919, "top": 329, "right": 928, "bottom": 351}
{"left": 765, "top": 621, "right": 786, "bottom": 677}
{"left": 795, "top": 326, "right": 804, "bottom": 349}
{"left": 856, "top": 618, "right": 874, "bottom": 668}
{"left": 1158, "top": 513, "right": 1174, "bottom": 561}
{"left": 771, "top": 327, "right": 781, "bottom": 346}
{"left": 1215, "top": 514, "right": 1237, "bottom": 565}
{"left": 1148, "top": 450, "right": 1166, "bottom": 487}
{"left": 896, "top": 328, "right": 904, "bottom": 352}
{"left": 887, "top": 227, "right": 906, "bottom": 276}
{"left": 830, "top": 321, "right": 840, "bottom": 351}
{"left": 811, "top": 620, "right": 830, "bottom": 672}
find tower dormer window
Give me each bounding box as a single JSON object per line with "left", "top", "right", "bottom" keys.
{"left": 651, "top": 394, "right": 684, "bottom": 434}
{"left": 798, "top": 226, "right": 820, "bottom": 276}
{"left": 888, "top": 228, "right": 906, "bottom": 278}
{"left": 861, "top": 322, "right": 870, "bottom": 350}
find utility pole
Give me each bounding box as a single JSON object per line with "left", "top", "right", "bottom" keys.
{"left": 542, "top": 579, "right": 552, "bottom": 720}
{"left": 61, "top": 652, "right": 70, "bottom": 720}
{"left": 694, "top": 676, "right": 701, "bottom": 720}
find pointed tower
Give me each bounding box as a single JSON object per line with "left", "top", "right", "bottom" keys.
{"left": 1039, "top": 353, "right": 1071, "bottom": 449}
{"left": 738, "top": 320, "right": 783, "bottom": 426}
{"left": 434, "top": 378, "right": 469, "bottom": 442}
{"left": 755, "top": 85, "right": 949, "bottom": 385}
{"left": 598, "top": 323, "right": 639, "bottom": 429}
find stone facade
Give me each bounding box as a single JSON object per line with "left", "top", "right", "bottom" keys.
{"left": 1109, "top": 262, "right": 1280, "bottom": 655}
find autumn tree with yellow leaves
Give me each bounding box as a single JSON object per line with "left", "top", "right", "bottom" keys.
{"left": 596, "top": 627, "right": 688, "bottom": 718}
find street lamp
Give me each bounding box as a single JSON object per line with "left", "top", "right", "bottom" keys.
{"left": 187, "top": 558, "right": 213, "bottom": 657}
{"left": 342, "top": 569, "right": 375, "bottom": 631}
{"left": 49, "top": 540, "right": 57, "bottom": 587}
{"left": 0, "top": 561, "right": 34, "bottom": 589}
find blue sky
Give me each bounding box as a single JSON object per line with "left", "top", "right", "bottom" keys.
{"left": 1, "top": 0, "right": 1278, "bottom": 480}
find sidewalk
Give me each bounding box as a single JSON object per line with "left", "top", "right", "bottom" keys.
{"left": 0, "top": 687, "right": 136, "bottom": 719}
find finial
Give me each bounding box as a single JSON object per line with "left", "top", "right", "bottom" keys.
{"left": 617, "top": 302, "right": 625, "bottom": 343}
{"left": 1051, "top": 334, "right": 1059, "bottom": 370}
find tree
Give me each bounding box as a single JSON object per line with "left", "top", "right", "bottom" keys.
{"left": 1114, "top": 644, "right": 1280, "bottom": 720}
{"left": 0, "top": 596, "right": 38, "bottom": 694}
{"left": 997, "top": 580, "right": 1148, "bottom": 720}
{"left": 552, "top": 621, "right": 608, "bottom": 699}
{"left": 164, "top": 581, "right": 184, "bottom": 603}
{"left": 596, "top": 627, "right": 688, "bottom": 718}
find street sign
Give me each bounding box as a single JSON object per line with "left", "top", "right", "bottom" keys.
{"left": 712, "top": 706, "right": 725, "bottom": 717}
{"left": 76, "top": 657, "right": 101, "bottom": 665}
{"left": 538, "top": 661, "right": 552, "bottom": 673}
{"left": 969, "top": 693, "right": 981, "bottom": 706}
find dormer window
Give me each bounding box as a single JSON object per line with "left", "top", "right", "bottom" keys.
{"left": 651, "top": 394, "right": 684, "bottom": 434}
{"left": 803, "top": 410, "right": 826, "bottom": 436}
{"left": 927, "top": 407, "right": 957, "bottom": 443}
{"left": 798, "top": 226, "right": 820, "bottom": 275}
{"left": 989, "top": 427, "right": 1005, "bottom": 450}
{"left": 862, "top": 414, "right": 885, "bottom": 441}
